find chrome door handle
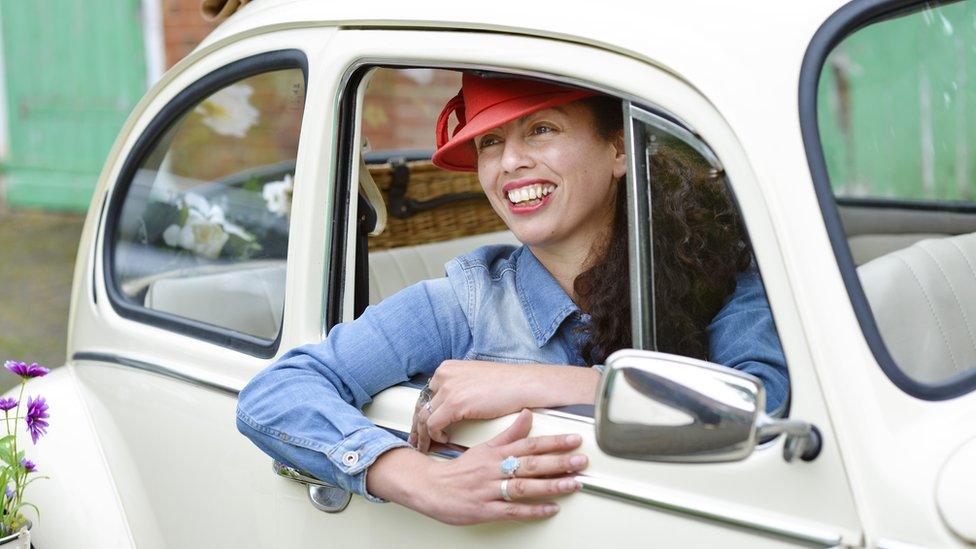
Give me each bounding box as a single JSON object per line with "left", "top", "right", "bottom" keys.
{"left": 273, "top": 461, "right": 351, "bottom": 513}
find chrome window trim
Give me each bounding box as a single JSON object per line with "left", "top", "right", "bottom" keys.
{"left": 72, "top": 351, "right": 239, "bottom": 398}
{"left": 624, "top": 103, "right": 656, "bottom": 350}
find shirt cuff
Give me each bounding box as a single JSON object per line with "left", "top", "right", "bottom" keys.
{"left": 326, "top": 427, "right": 412, "bottom": 503}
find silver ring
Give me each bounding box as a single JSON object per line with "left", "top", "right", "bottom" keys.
{"left": 500, "top": 479, "right": 513, "bottom": 502}
{"left": 500, "top": 455, "right": 520, "bottom": 478}
{"left": 423, "top": 402, "right": 433, "bottom": 414}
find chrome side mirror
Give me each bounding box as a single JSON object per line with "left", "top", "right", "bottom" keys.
{"left": 595, "top": 349, "right": 821, "bottom": 463}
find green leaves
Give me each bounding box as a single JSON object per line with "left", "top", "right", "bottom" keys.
{"left": 0, "top": 435, "right": 16, "bottom": 469}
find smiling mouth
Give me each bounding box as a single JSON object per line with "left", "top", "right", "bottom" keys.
{"left": 505, "top": 183, "right": 556, "bottom": 206}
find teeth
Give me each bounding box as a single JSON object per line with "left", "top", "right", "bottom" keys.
{"left": 507, "top": 184, "right": 555, "bottom": 204}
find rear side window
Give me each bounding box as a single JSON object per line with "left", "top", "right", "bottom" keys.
{"left": 806, "top": 1, "right": 976, "bottom": 397}
{"left": 106, "top": 52, "right": 306, "bottom": 355}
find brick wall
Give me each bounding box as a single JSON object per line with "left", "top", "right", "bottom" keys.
{"left": 161, "top": 0, "right": 219, "bottom": 68}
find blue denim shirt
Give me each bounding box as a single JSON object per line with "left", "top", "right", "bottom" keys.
{"left": 236, "top": 245, "right": 789, "bottom": 501}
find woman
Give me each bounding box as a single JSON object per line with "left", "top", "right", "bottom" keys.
{"left": 236, "top": 73, "right": 789, "bottom": 525}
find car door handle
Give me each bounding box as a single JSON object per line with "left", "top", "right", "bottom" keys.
{"left": 273, "top": 460, "right": 351, "bottom": 513}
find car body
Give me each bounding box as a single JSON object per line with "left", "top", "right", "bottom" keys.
{"left": 17, "top": 0, "right": 976, "bottom": 547}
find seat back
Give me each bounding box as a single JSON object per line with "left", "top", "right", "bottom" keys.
{"left": 368, "top": 230, "right": 519, "bottom": 304}
{"left": 143, "top": 231, "right": 521, "bottom": 338}
{"left": 857, "top": 232, "right": 976, "bottom": 383}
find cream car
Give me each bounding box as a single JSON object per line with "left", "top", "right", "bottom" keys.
{"left": 19, "top": 0, "right": 976, "bottom": 547}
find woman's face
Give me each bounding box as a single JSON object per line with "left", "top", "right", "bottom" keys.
{"left": 475, "top": 102, "right": 626, "bottom": 252}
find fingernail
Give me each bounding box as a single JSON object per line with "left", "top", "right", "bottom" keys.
{"left": 566, "top": 434, "right": 581, "bottom": 444}
{"left": 558, "top": 479, "right": 576, "bottom": 492}
{"left": 545, "top": 504, "right": 559, "bottom": 514}
{"left": 570, "top": 455, "right": 586, "bottom": 467}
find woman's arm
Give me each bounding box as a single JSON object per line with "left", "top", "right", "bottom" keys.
{"left": 707, "top": 265, "right": 790, "bottom": 415}
{"left": 236, "top": 277, "right": 471, "bottom": 500}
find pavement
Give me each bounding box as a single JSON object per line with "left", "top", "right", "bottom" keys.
{"left": 0, "top": 207, "right": 85, "bottom": 392}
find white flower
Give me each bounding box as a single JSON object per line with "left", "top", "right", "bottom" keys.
{"left": 263, "top": 174, "right": 294, "bottom": 217}
{"left": 194, "top": 84, "right": 260, "bottom": 138}
{"left": 160, "top": 193, "right": 253, "bottom": 259}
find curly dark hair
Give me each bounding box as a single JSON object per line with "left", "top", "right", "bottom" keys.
{"left": 574, "top": 96, "right": 753, "bottom": 364}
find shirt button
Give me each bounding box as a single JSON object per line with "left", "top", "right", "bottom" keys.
{"left": 342, "top": 451, "right": 360, "bottom": 467}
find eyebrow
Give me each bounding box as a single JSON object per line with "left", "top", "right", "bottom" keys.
{"left": 516, "top": 106, "right": 568, "bottom": 125}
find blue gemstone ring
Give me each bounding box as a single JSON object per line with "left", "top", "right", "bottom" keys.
{"left": 500, "top": 455, "right": 520, "bottom": 478}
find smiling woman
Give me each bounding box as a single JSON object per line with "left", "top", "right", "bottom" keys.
{"left": 235, "top": 67, "right": 790, "bottom": 525}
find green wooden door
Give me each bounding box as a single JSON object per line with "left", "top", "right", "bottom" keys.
{"left": 0, "top": 0, "right": 148, "bottom": 212}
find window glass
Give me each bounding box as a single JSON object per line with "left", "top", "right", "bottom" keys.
{"left": 817, "top": 2, "right": 976, "bottom": 389}
{"left": 111, "top": 68, "right": 305, "bottom": 340}
{"left": 819, "top": 2, "right": 976, "bottom": 202}
{"left": 633, "top": 112, "right": 789, "bottom": 416}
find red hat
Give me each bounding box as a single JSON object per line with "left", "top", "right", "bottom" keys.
{"left": 432, "top": 73, "right": 597, "bottom": 172}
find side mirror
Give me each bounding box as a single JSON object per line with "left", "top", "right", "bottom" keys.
{"left": 595, "top": 349, "right": 821, "bottom": 463}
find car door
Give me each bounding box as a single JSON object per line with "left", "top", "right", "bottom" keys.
{"left": 66, "top": 27, "right": 337, "bottom": 548}
{"left": 268, "top": 29, "right": 864, "bottom": 548}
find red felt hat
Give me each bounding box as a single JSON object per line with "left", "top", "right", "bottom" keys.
{"left": 432, "top": 73, "right": 597, "bottom": 172}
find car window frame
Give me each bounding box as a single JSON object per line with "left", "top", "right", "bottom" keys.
{"left": 102, "top": 49, "right": 308, "bottom": 359}
{"left": 800, "top": 0, "right": 976, "bottom": 400}
{"left": 331, "top": 62, "right": 785, "bottom": 420}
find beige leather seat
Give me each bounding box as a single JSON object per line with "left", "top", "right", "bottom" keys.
{"left": 143, "top": 230, "right": 520, "bottom": 339}
{"left": 857, "top": 232, "right": 976, "bottom": 383}
{"left": 145, "top": 263, "right": 286, "bottom": 339}
{"left": 367, "top": 230, "right": 519, "bottom": 304}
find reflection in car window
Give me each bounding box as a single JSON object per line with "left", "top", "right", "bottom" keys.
{"left": 111, "top": 68, "right": 305, "bottom": 340}
{"left": 817, "top": 2, "right": 976, "bottom": 389}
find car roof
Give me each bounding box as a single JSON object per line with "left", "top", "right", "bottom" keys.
{"left": 197, "top": 0, "right": 848, "bottom": 96}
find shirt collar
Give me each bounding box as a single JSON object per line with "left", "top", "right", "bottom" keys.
{"left": 514, "top": 246, "right": 580, "bottom": 348}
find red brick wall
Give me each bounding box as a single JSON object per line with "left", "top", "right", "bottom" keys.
{"left": 162, "top": 0, "right": 219, "bottom": 68}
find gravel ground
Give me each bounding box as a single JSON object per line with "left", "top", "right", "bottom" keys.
{"left": 0, "top": 207, "right": 85, "bottom": 392}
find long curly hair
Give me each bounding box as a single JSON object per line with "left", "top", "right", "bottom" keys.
{"left": 574, "top": 96, "right": 753, "bottom": 364}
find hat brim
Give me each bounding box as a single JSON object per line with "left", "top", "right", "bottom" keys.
{"left": 431, "top": 89, "right": 596, "bottom": 172}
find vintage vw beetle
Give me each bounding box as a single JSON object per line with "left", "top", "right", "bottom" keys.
{"left": 16, "top": 0, "right": 976, "bottom": 547}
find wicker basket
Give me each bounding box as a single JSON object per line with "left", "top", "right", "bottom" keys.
{"left": 366, "top": 160, "right": 508, "bottom": 250}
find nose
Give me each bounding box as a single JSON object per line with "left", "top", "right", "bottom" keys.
{"left": 499, "top": 135, "right": 534, "bottom": 174}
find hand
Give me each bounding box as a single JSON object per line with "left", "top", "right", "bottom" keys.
{"left": 409, "top": 360, "right": 535, "bottom": 452}
{"left": 371, "top": 410, "right": 589, "bottom": 525}
{"left": 409, "top": 360, "right": 600, "bottom": 453}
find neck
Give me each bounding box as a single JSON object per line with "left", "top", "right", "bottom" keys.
{"left": 528, "top": 232, "right": 603, "bottom": 303}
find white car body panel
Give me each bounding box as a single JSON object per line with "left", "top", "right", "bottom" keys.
{"left": 11, "top": 1, "right": 973, "bottom": 547}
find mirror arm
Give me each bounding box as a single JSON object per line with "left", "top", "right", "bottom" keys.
{"left": 756, "top": 415, "right": 822, "bottom": 463}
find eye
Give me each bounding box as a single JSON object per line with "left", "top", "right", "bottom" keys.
{"left": 530, "top": 123, "right": 556, "bottom": 136}
{"left": 477, "top": 135, "right": 501, "bottom": 149}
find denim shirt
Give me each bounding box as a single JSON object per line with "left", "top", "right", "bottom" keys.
{"left": 236, "top": 245, "right": 789, "bottom": 501}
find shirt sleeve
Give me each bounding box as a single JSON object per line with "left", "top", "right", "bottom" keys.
{"left": 706, "top": 265, "right": 790, "bottom": 416}
{"left": 236, "top": 276, "right": 471, "bottom": 502}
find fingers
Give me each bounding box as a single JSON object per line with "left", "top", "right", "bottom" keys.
{"left": 501, "top": 433, "right": 582, "bottom": 457}
{"left": 424, "top": 391, "right": 453, "bottom": 443}
{"left": 512, "top": 453, "right": 588, "bottom": 478}
{"left": 498, "top": 477, "right": 581, "bottom": 501}
{"left": 486, "top": 409, "right": 533, "bottom": 448}
{"left": 484, "top": 500, "right": 561, "bottom": 521}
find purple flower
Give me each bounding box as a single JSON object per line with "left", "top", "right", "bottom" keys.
{"left": 4, "top": 486, "right": 12, "bottom": 500}
{"left": 0, "top": 398, "right": 16, "bottom": 412}
{"left": 4, "top": 361, "right": 49, "bottom": 379}
{"left": 19, "top": 460, "right": 34, "bottom": 473}
{"left": 25, "top": 396, "right": 48, "bottom": 444}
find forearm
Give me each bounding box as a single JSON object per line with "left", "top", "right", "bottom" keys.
{"left": 522, "top": 364, "right": 601, "bottom": 408}
{"left": 366, "top": 447, "right": 433, "bottom": 508}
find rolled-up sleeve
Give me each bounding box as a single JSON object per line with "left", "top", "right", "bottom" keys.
{"left": 236, "top": 276, "right": 470, "bottom": 501}
{"left": 707, "top": 266, "right": 790, "bottom": 416}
